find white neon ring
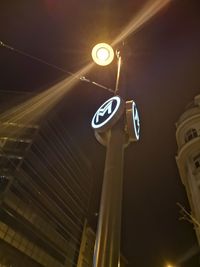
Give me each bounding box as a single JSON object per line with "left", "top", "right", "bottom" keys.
{"left": 91, "top": 96, "right": 121, "bottom": 129}
{"left": 132, "top": 101, "right": 140, "bottom": 140}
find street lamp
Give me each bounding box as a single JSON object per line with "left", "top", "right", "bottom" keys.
{"left": 91, "top": 43, "right": 114, "bottom": 66}
{"left": 91, "top": 43, "right": 140, "bottom": 267}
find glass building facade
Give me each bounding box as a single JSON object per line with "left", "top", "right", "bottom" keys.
{"left": 0, "top": 91, "right": 93, "bottom": 267}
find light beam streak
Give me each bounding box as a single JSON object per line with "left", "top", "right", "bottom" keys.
{"left": 0, "top": 63, "right": 93, "bottom": 131}
{"left": 112, "top": 0, "right": 171, "bottom": 46}
{"left": 176, "top": 245, "right": 200, "bottom": 266}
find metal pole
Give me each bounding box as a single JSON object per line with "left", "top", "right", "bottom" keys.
{"left": 115, "top": 50, "right": 122, "bottom": 95}
{"left": 93, "top": 52, "right": 125, "bottom": 267}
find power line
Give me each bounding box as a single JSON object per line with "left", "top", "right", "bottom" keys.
{"left": 0, "top": 40, "right": 114, "bottom": 94}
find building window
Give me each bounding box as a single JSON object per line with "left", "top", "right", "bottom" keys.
{"left": 0, "top": 175, "right": 9, "bottom": 193}
{"left": 185, "top": 128, "right": 198, "bottom": 143}
{"left": 193, "top": 153, "right": 200, "bottom": 170}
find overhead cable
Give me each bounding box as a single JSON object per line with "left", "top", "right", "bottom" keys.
{"left": 0, "top": 40, "right": 114, "bottom": 94}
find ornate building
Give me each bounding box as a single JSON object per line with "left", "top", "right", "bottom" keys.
{"left": 0, "top": 91, "right": 93, "bottom": 267}
{"left": 176, "top": 94, "right": 200, "bottom": 244}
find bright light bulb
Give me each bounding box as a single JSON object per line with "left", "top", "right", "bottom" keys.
{"left": 92, "top": 43, "right": 114, "bottom": 66}
{"left": 96, "top": 47, "right": 110, "bottom": 61}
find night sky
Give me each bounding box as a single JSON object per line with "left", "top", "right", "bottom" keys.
{"left": 1, "top": 0, "right": 200, "bottom": 266}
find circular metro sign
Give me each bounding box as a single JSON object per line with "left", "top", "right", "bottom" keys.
{"left": 126, "top": 100, "right": 140, "bottom": 141}
{"left": 91, "top": 96, "right": 124, "bottom": 132}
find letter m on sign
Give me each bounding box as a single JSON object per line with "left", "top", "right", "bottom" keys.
{"left": 95, "top": 101, "right": 113, "bottom": 123}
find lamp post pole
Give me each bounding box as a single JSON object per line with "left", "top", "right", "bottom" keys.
{"left": 93, "top": 49, "right": 125, "bottom": 267}
{"left": 91, "top": 43, "right": 140, "bottom": 267}
{"left": 93, "top": 119, "right": 125, "bottom": 267}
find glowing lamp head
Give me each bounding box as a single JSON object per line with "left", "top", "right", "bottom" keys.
{"left": 92, "top": 43, "right": 114, "bottom": 66}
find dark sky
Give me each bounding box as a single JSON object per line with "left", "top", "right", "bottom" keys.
{"left": 1, "top": 0, "right": 200, "bottom": 266}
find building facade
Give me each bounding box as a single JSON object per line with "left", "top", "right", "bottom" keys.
{"left": 176, "top": 94, "right": 200, "bottom": 244}
{"left": 0, "top": 92, "right": 93, "bottom": 267}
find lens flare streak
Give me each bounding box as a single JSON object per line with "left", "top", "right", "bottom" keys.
{"left": 0, "top": 63, "right": 93, "bottom": 127}
{"left": 112, "top": 0, "right": 171, "bottom": 46}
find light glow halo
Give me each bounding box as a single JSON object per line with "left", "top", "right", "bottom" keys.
{"left": 91, "top": 43, "right": 114, "bottom": 66}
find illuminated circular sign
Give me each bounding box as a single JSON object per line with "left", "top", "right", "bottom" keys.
{"left": 126, "top": 100, "right": 140, "bottom": 141}
{"left": 91, "top": 96, "right": 124, "bottom": 132}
